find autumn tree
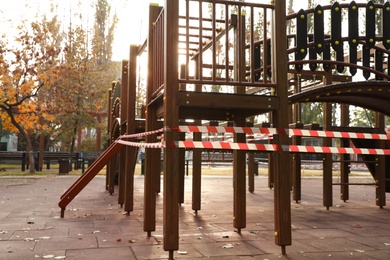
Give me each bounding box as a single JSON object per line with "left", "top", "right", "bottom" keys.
{"left": 46, "top": 0, "right": 119, "bottom": 157}
{"left": 0, "top": 16, "right": 64, "bottom": 173}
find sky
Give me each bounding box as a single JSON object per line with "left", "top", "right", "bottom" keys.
{"left": 0, "top": 0, "right": 164, "bottom": 61}
{"left": 1, "top": 0, "right": 362, "bottom": 61}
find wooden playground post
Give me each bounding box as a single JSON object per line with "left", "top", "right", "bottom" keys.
{"left": 163, "top": 0, "right": 180, "bottom": 257}
{"left": 144, "top": 3, "right": 161, "bottom": 236}
{"left": 376, "top": 113, "right": 386, "bottom": 208}
{"left": 232, "top": 8, "right": 247, "bottom": 234}
{"left": 124, "top": 45, "right": 139, "bottom": 214}
{"left": 192, "top": 60, "right": 202, "bottom": 213}
{"left": 106, "top": 89, "right": 112, "bottom": 191}
{"left": 323, "top": 72, "right": 333, "bottom": 210}
{"left": 292, "top": 122, "right": 303, "bottom": 203}
{"left": 118, "top": 60, "right": 128, "bottom": 207}
{"left": 271, "top": 0, "right": 292, "bottom": 254}
{"left": 340, "top": 104, "right": 350, "bottom": 202}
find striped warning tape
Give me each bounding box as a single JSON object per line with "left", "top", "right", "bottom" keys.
{"left": 166, "top": 141, "right": 280, "bottom": 152}
{"left": 116, "top": 139, "right": 164, "bottom": 149}
{"left": 288, "top": 145, "right": 390, "bottom": 155}
{"left": 167, "top": 126, "right": 390, "bottom": 140}
{"left": 121, "top": 128, "right": 164, "bottom": 139}
{"left": 116, "top": 139, "right": 390, "bottom": 155}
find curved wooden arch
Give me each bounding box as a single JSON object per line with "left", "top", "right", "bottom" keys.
{"left": 289, "top": 80, "right": 390, "bottom": 116}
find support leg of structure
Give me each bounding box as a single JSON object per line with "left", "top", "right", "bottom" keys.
{"left": 144, "top": 138, "right": 158, "bottom": 234}
{"left": 292, "top": 153, "right": 301, "bottom": 203}
{"left": 178, "top": 133, "right": 186, "bottom": 205}
{"left": 60, "top": 208, "right": 65, "bottom": 218}
{"left": 340, "top": 139, "right": 350, "bottom": 203}
{"left": 376, "top": 154, "right": 386, "bottom": 208}
{"left": 323, "top": 152, "right": 333, "bottom": 209}
{"left": 163, "top": 143, "right": 179, "bottom": 253}
{"left": 233, "top": 131, "right": 246, "bottom": 231}
{"left": 292, "top": 130, "right": 302, "bottom": 203}
{"left": 268, "top": 150, "right": 274, "bottom": 190}
{"left": 108, "top": 155, "right": 116, "bottom": 195}
{"left": 118, "top": 129, "right": 126, "bottom": 206}
{"left": 273, "top": 135, "right": 292, "bottom": 251}
{"left": 248, "top": 152, "right": 255, "bottom": 193}
{"left": 192, "top": 133, "right": 202, "bottom": 212}
{"left": 124, "top": 146, "right": 137, "bottom": 213}
{"left": 168, "top": 251, "right": 174, "bottom": 260}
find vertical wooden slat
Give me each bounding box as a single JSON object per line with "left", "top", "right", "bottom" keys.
{"left": 212, "top": 2, "right": 216, "bottom": 82}
{"left": 225, "top": 4, "right": 229, "bottom": 83}
{"left": 263, "top": 8, "right": 268, "bottom": 83}
{"left": 199, "top": 0, "right": 203, "bottom": 81}
{"left": 250, "top": 7, "right": 254, "bottom": 83}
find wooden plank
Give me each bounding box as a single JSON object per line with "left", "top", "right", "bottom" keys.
{"left": 178, "top": 91, "right": 279, "bottom": 110}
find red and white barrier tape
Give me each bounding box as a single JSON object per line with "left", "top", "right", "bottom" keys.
{"left": 288, "top": 145, "right": 390, "bottom": 155}
{"left": 121, "top": 128, "right": 164, "bottom": 139}
{"left": 167, "top": 126, "right": 390, "bottom": 140}
{"left": 116, "top": 140, "right": 164, "bottom": 149}
{"left": 116, "top": 139, "right": 390, "bottom": 155}
{"left": 166, "top": 141, "right": 280, "bottom": 152}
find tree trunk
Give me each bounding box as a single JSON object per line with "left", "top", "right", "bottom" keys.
{"left": 25, "top": 132, "right": 36, "bottom": 173}
{"left": 69, "top": 122, "right": 78, "bottom": 171}
{"left": 3, "top": 107, "right": 36, "bottom": 173}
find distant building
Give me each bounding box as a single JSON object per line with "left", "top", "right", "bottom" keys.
{"left": 0, "top": 134, "right": 18, "bottom": 151}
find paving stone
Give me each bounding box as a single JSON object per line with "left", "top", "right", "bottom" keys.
{"left": 0, "top": 175, "right": 389, "bottom": 259}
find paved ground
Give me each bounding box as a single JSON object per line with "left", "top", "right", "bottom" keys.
{"left": 0, "top": 174, "right": 389, "bottom": 259}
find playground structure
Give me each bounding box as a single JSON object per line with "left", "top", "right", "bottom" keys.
{"left": 59, "top": 1, "right": 390, "bottom": 259}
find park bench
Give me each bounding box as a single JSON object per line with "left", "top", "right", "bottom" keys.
{"left": 35, "top": 152, "right": 80, "bottom": 171}
{"left": 80, "top": 152, "right": 102, "bottom": 173}
{"left": 0, "top": 151, "right": 27, "bottom": 171}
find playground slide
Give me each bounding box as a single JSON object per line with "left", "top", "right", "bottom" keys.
{"left": 58, "top": 141, "right": 124, "bottom": 216}
{"left": 351, "top": 139, "right": 390, "bottom": 192}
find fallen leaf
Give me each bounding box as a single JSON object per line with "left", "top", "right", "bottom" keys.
{"left": 222, "top": 243, "right": 234, "bottom": 249}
